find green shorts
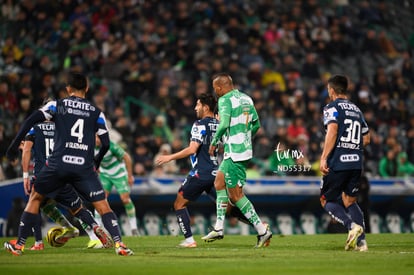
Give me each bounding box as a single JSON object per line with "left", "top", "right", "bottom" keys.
{"left": 218, "top": 158, "right": 248, "bottom": 188}
{"left": 99, "top": 173, "right": 130, "bottom": 194}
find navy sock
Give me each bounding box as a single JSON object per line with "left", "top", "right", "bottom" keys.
{"left": 101, "top": 212, "right": 122, "bottom": 243}
{"left": 347, "top": 203, "right": 365, "bottom": 241}
{"left": 18, "top": 211, "right": 38, "bottom": 246}
{"left": 75, "top": 208, "right": 98, "bottom": 228}
{"left": 324, "top": 202, "right": 353, "bottom": 230}
{"left": 33, "top": 213, "right": 43, "bottom": 242}
{"left": 176, "top": 208, "right": 192, "bottom": 238}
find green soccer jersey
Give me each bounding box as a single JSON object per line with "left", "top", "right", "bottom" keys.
{"left": 212, "top": 89, "right": 261, "bottom": 161}
{"left": 97, "top": 141, "right": 127, "bottom": 179}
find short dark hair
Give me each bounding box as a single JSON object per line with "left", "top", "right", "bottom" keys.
{"left": 198, "top": 93, "right": 217, "bottom": 112}
{"left": 67, "top": 73, "right": 88, "bottom": 90}
{"left": 327, "top": 74, "right": 348, "bottom": 95}
{"left": 212, "top": 72, "right": 233, "bottom": 85}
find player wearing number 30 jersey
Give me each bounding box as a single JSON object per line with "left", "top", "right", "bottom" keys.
{"left": 319, "top": 74, "right": 370, "bottom": 252}
{"left": 322, "top": 94, "right": 369, "bottom": 171}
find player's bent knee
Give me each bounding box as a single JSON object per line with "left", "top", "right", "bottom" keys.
{"left": 342, "top": 193, "right": 357, "bottom": 208}
{"left": 173, "top": 199, "right": 187, "bottom": 210}
{"left": 343, "top": 199, "right": 357, "bottom": 209}
{"left": 93, "top": 200, "right": 112, "bottom": 215}
{"left": 120, "top": 194, "right": 131, "bottom": 205}
{"left": 69, "top": 206, "right": 83, "bottom": 216}
{"left": 320, "top": 197, "right": 326, "bottom": 208}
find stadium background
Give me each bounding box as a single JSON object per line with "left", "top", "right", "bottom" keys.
{"left": 0, "top": 1, "right": 414, "bottom": 236}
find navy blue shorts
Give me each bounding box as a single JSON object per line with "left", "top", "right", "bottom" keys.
{"left": 34, "top": 162, "right": 106, "bottom": 203}
{"left": 320, "top": 169, "right": 362, "bottom": 201}
{"left": 33, "top": 176, "right": 82, "bottom": 211}
{"left": 179, "top": 175, "right": 215, "bottom": 202}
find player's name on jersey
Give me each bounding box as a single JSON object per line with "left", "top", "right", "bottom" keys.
{"left": 336, "top": 141, "right": 360, "bottom": 150}
{"left": 65, "top": 142, "right": 88, "bottom": 150}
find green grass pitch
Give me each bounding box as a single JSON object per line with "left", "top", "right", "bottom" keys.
{"left": 1, "top": 234, "right": 413, "bottom": 275}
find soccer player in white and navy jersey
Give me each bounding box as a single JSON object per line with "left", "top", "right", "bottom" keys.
{"left": 320, "top": 74, "right": 370, "bottom": 252}
{"left": 155, "top": 93, "right": 219, "bottom": 248}
{"left": 23, "top": 120, "right": 105, "bottom": 250}
{"left": 5, "top": 73, "right": 133, "bottom": 256}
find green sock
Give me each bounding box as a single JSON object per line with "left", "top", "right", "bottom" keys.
{"left": 125, "top": 201, "right": 138, "bottom": 230}
{"left": 215, "top": 189, "right": 228, "bottom": 230}
{"left": 41, "top": 201, "right": 73, "bottom": 228}
{"left": 235, "top": 196, "right": 262, "bottom": 227}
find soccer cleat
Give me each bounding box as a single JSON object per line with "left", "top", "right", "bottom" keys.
{"left": 30, "top": 243, "right": 44, "bottom": 251}
{"left": 115, "top": 242, "right": 134, "bottom": 256}
{"left": 55, "top": 226, "right": 80, "bottom": 244}
{"left": 201, "top": 229, "right": 224, "bottom": 242}
{"left": 354, "top": 239, "right": 368, "bottom": 252}
{"left": 4, "top": 240, "right": 24, "bottom": 256}
{"left": 255, "top": 223, "right": 272, "bottom": 248}
{"left": 345, "top": 223, "right": 363, "bottom": 251}
{"left": 87, "top": 239, "right": 103, "bottom": 249}
{"left": 93, "top": 226, "right": 114, "bottom": 248}
{"left": 177, "top": 240, "right": 197, "bottom": 248}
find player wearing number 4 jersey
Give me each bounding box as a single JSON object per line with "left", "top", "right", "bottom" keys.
{"left": 320, "top": 74, "right": 370, "bottom": 252}
{"left": 23, "top": 121, "right": 105, "bottom": 250}
{"left": 4, "top": 73, "right": 132, "bottom": 256}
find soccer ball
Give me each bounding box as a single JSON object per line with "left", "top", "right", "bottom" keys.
{"left": 46, "top": 226, "right": 66, "bottom": 247}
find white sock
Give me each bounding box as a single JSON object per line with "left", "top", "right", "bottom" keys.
{"left": 214, "top": 218, "right": 225, "bottom": 231}
{"left": 85, "top": 227, "right": 99, "bottom": 241}
{"left": 255, "top": 222, "right": 267, "bottom": 236}
{"left": 94, "top": 210, "right": 102, "bottom": 226}
{"left": 185, "top": 236, "right": 195, "bottom": 243}
{"left": 129, "top": 216, "right": 138, "bottom": 231}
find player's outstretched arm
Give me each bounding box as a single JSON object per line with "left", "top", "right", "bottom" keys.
{"left": 155, "top": 141, "right": 199, "bottom": 166}
{"left": 6, "top": 111, "right": 46, "bottom": 161}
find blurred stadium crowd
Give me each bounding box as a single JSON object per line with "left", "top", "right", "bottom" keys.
{"left": 1, "top": 0, "right": 414, "bottom": 180}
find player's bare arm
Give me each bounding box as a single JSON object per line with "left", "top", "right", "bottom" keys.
{"left": 21, "top": 140, "right": 34, "bottom": 195}
{"left": 155, "top": 141, "right": 199, "bottom": 165}
{"left": 363, "top": 132, "right": 371, "bottom": 146}
{"left": 320, "top": 122, "right": 338, "bottom": 175}
{"left": 123, "top": 151, "right": 134, "bottom": 186}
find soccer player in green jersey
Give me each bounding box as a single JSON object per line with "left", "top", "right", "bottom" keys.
{"left": 204, "top": 73, "right": 272, "bottom": 247}
{"left": 95, "top": 137, "right": 139, "bottom": 236}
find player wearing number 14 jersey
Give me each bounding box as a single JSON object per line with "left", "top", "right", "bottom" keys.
{"left": 155, "top": 93, "right": 219, "bottom": 248}
{"left": 319, "top": 74, "right": 370, "bottom": 252}
{"left": 4, "top": 73, "right": 133, "bottom": 256}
